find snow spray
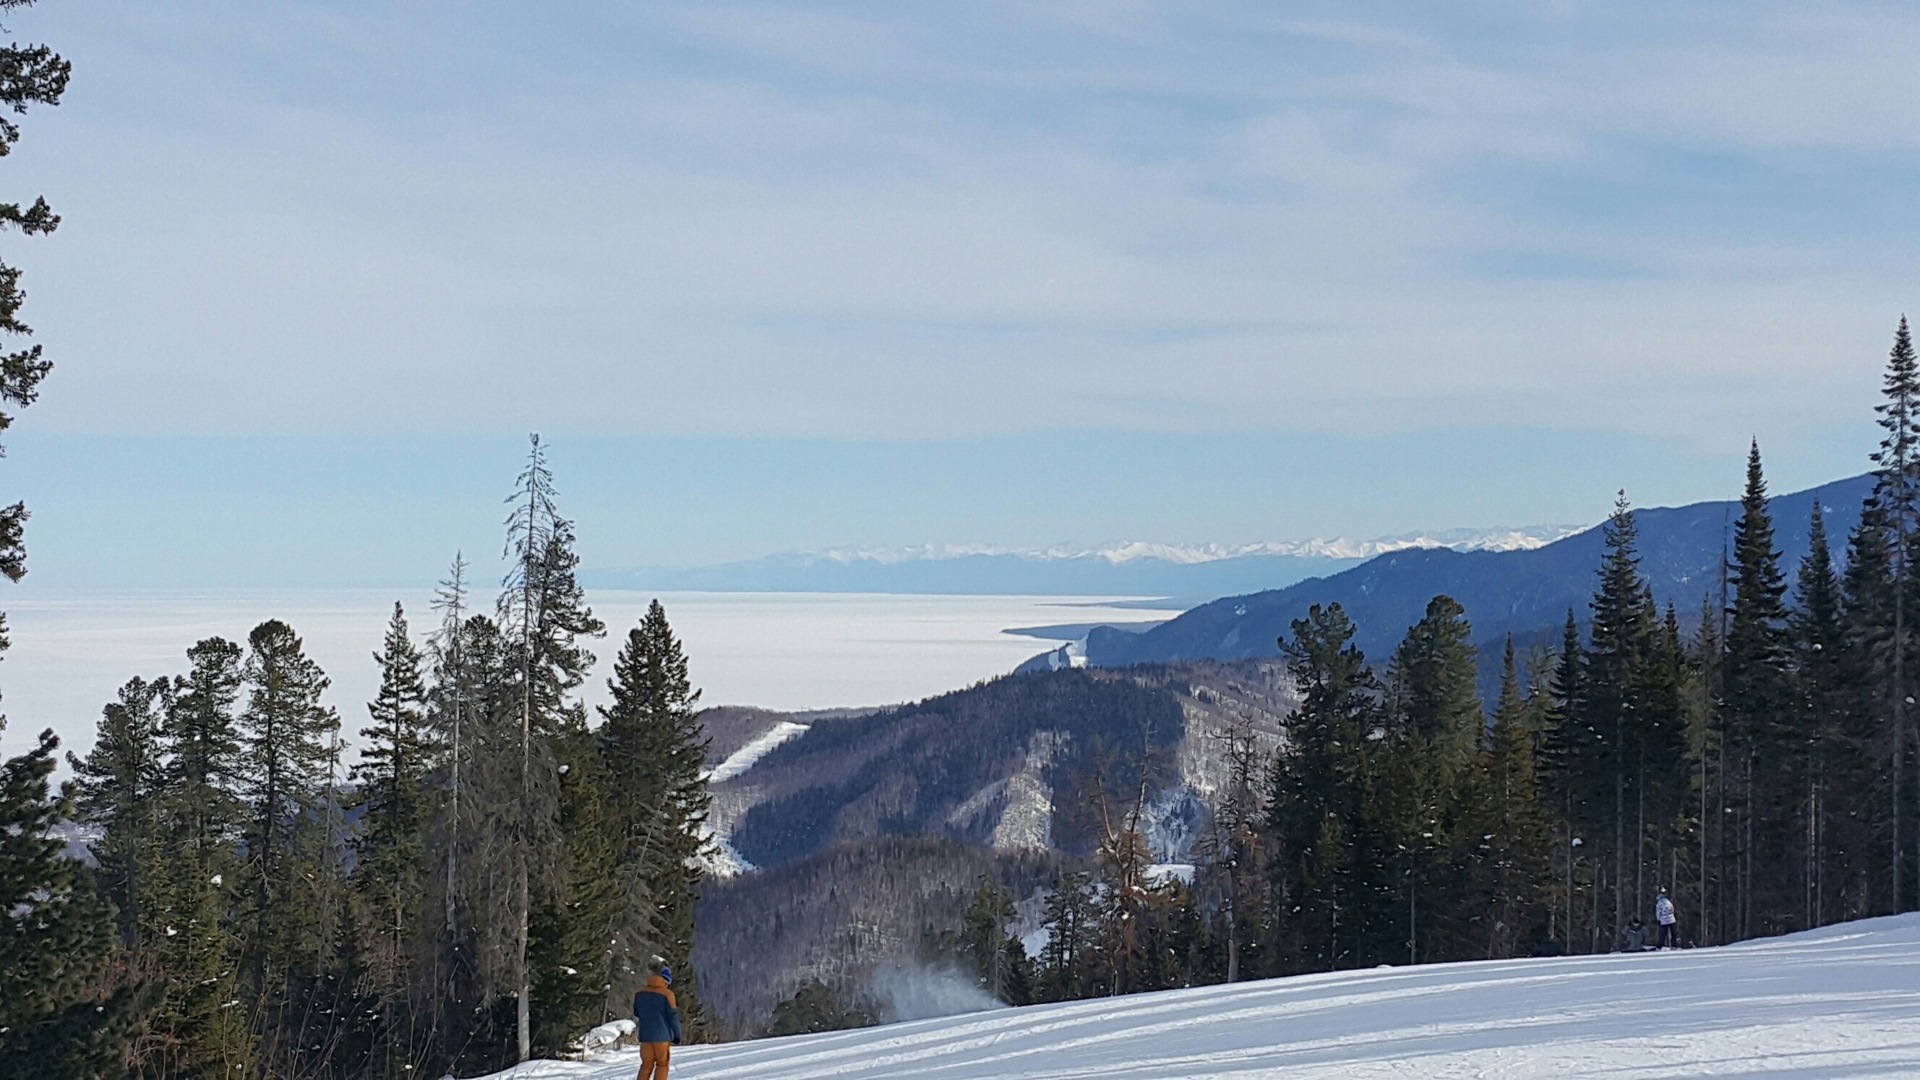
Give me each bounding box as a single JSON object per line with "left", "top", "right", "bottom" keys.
{"left": 868, "top": 966, "right": 1007, "bottom": 1023}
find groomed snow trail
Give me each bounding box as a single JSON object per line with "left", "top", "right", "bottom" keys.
{"left": 702, "top": 721, "right": 809, "bottom": 785}
{"left": 480, "top": 913, "right": 1920, "bottom": 1079}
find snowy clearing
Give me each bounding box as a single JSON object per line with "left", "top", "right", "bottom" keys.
{"left": 703, "top": 721, "right": 810, "bottom": 785}
{"left": 479, "top": 913, "right": 1920, "bottom": 1079}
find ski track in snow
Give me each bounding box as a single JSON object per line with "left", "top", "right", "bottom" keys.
{"left": 478, "top": 913, "right": 1920, "bottom": 1079}
{"left": 704, "top": 721, "right": 810, "bottom": 785}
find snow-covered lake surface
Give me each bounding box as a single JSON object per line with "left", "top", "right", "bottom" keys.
{"left": 482, "top": 913, "right": 1920, "bottom": 1080}
{"left": 0, "top": 590, "right": 1152, "bottom": 764}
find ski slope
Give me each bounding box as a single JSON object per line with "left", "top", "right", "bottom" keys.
{"left": 483, "top": 913, "right": 1920, "bottom": 1079}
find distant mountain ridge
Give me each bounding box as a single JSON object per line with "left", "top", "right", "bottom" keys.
{"left": 1087, "top": 473, "right": 1876, "bottom": 670}
{"left": 582, "top": 525, "right": 1583, "bottom": 597}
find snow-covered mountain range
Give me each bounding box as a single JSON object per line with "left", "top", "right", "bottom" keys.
{"left": 584, "top": 525, "right": 1583, "bottom": 597}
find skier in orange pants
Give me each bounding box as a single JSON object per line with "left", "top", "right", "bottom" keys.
{"left": 633, "top": 963, "right": 682, "bottom": 1080}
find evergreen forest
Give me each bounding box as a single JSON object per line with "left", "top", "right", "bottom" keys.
{"left": 934, "top": 320, "right": 1920, "bottom": 1013}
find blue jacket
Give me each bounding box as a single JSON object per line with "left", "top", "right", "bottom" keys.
{"left": 633, "top": 977, "right": 682, "bottom": 1044}
{"left": 1655, "top": 895, "right": 1675, "bottom": 925}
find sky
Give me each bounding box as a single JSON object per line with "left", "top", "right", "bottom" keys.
{"left": 1, "top": 1, "right": 1917, "bottom": 587}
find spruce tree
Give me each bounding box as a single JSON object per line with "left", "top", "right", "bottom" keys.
{"left": 1686, "top": 596, "right": 1725, "bottom": 945}
{"left": 1542, "top": 609, "right": 1584, "bottom": 950}
{"left": 596, "top": 600, "right": 712, "bottom": 1028}
{"left": 1843, "top": 495, "right": 1901, "bottom": 914}
{"left": 1792, "top": 502, "right": 1852, "bottom": 927}
{"left": 1476, "top": 637, "right": 1552, "bottom": 958}
{"left": 1578, "top": 494, "right": 1660, "bottom": 946}
{"left": 1723, "top": 442, "right": 1790, "bottom": 935}
{"left": 1870, "top": 316, "right": 1920, "bottom": 911}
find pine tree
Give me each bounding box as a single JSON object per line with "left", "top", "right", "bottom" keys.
{"left": 350, "top": 603, "right": 434, "bottom": 1077}
{"left": 236, "top": 620, "right": 341, "bottom": 989}
{"left": 0, "top": 0, "right": 69, "bottom": 595}
{"left": 1267, "top": 603, "right": 1385, "bottom": 971}
{"left": 596, "top": 601, "right": 711, "bottom": 1029}
{"left": 151, "top": 637, "right": 252, "bottom": 1077}
{"left": 68, "top": 677, "right": 166, "bottom": 950}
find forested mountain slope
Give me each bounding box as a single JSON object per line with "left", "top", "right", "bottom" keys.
{"left": 1088, "top": 472, "right": 1873, "bottom": 668}
{"left": 689, "top": 662, "right": 1299, "bottom": 1028}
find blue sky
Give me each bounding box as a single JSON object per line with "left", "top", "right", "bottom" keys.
{"left": 2, "top": 1, "right": 1916, "bottom": 586}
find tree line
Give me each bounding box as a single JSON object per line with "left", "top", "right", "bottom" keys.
{"left": 943, "top": 319, "right": 1920, "bottom": 1005}
{"left": 5, "top": 440, "right": 713, "bottom": 1078}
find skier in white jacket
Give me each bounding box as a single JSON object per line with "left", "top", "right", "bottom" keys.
{"left": 1654, "top": 886, "right": 1677, "bottom": 950}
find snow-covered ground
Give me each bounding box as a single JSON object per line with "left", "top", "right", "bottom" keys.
{"left": 480, "top": 913, "right": 1920, "bottom": 1079}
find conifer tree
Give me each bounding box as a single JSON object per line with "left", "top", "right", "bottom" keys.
{"left": 1476, "top": 637, "right": 1552, "bottom": 958}
{"left": 1268, "top": 603, "right": 1385, "bottom": 970}
{"left": 152, "top": 637, "right": 253, "bottom": 1076}
{"left": 435, "top": 611, "right": 516, "bottom": 1069}
{"left": 1036, "top": 872, "right": 1100, "bottom": 1001}
{"left": 1724, "top": 443, "right": 1791, "bottom": 935}
{"left": 958, "top": 877, "right": 1022, "bottom": 1001}
{"left": 1686, "top": 596, "right": 1726, "bottom": 945}
{"left": 1198, "top": 716, "right": 1265, "bottom": 982}
{"left": 0, "top": 728, "right": 148, "bottom": 1079}
{"left": 597, "top": 600, "right": 712, "bottom": 1027}
{"left": 235, "top": 619, "right": 347, "bottom": 1073}
{"left": 351, "top": 603, "right": 434, "bottom": 1077}
{"left": 490, "top": 436, "right": 603, "bottom": 1062}
{"left": 1870, "top": 316, "right": 1920, "bottom": 911}
{"left": 1577, "top": 494, "right": 1659, "bottom": 945}
{"left": 1792, "top": 502, "right": 1853, "bottom": 926}
{"left": 236, "top": 620, "right": 341, "bottom": 984}
{"left": 0, "top": 0, "right": 69, "bottom": 596}
{"left": 1382, "top": 595, "right": 1482, "bottom": 963}
{"left": 69, "top": 677, "right": 166, "bottom": 950}
{"left": 1542, "top": 609, "right": 1584, "bottom": 949}
{"left": 1843, "top": 495, "right": 1901, "bottom": 914}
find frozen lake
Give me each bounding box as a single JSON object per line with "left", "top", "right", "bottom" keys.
{"left": 0, "top": 590, "right": 1153, "bottom": 765}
